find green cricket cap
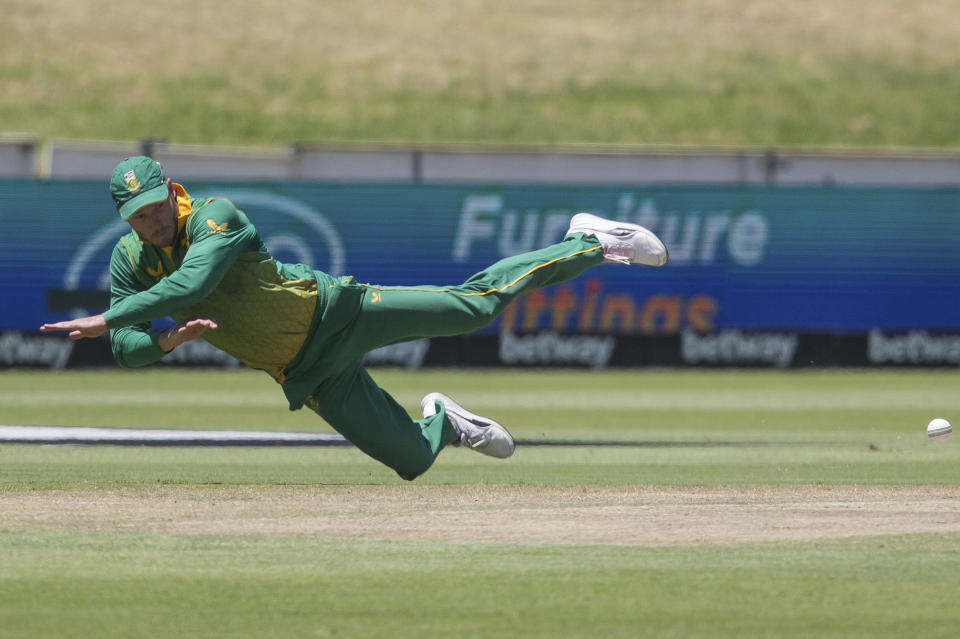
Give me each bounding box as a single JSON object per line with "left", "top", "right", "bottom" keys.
{"left": 109, "top": 156, "right": 169, "bottom": 220}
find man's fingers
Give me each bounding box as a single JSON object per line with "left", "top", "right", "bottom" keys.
{"left": 40, "top": 314, "right": 107, "bottom": 339}
{"left": 191, "top": 322, "right": 216, "bottom": 336}
{"left": 184, "top": 318, "right": 218, "bottom": 331}
{"left": 41, "top": 322, "right": 88, "bottom": 334}
{"left": 163, "top": 318, "right": 218, "bottom": 350}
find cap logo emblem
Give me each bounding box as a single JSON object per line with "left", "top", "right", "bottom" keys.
{"left": 124, "top": 170, "right": 141, "bottom": 194}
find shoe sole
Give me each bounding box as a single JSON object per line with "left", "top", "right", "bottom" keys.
{"left": 569, "top": 212, "right": 669, "bottom": 266}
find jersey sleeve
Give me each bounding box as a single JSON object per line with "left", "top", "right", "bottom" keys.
{"left": 107, "top": 242, "right": 167, "bottom": 368}
{"left": 102, "top": 200, "right": 258, "bottom": 330}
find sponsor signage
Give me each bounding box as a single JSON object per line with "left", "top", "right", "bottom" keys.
{"left": 5, "top": 331, "right": 960, "bottom": 370}
{"left": 867, "top": 330, "right": 960, "bottom": 365}
{"left": 681, "top": 330, "right": 799, "bottom": 369}
{"left": 1, "top": 180, "right": 958, "bottom": 368}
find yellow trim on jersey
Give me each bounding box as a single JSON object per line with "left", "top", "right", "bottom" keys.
{"left": 355, "top": 245, "right": 602, "bottom": 297}
{"left": 173, "top": 183, "right": 193, "bottom": 233}
{"left": 160, "top": 182, "right": 194, "bottom": 259}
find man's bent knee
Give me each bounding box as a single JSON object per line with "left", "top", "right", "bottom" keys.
{"left": 394, "top": 458, "right": 434, "bottom": 481}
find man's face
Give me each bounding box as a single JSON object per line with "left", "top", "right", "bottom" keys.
{"left": 127, "top": 181, "right": 177, "bottom": 247}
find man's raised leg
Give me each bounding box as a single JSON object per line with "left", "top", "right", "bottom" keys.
{"left": 345, "top": 234, "right": 605, "bottom": 353}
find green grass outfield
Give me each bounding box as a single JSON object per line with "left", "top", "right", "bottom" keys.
{"left": 2, "top": 368, "right": 959, "bottom": 638}
{"left": 3, "top": 531, "right": 959, "bottom": 639}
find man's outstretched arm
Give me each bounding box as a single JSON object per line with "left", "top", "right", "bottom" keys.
{"left": 41, "top": 228, "right": 224, "bottom": 365}
{"left": 40, "top": 215, "right": 219, "bottom": 356}
{"left": 39, "top": 314, "right": 108, "bottom": 340}
{"left": 41, "top": 316, "right": 218, "bottom": 364}
{"left": 40, "top": 315, "right": 216, "bottom": 346}
{"left": 101, "top": 201, "right": 256, "bottom": 331}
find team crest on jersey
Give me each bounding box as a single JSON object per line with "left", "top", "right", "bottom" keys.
{"left": 124, "top": 170, "right": 141, "bottom": 194}
{"left": 206, "top": 219, "right": 229, "bottom": 235}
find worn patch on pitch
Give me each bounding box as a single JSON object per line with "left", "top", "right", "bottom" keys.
{"left": 4, "top": 485, "right": 960, "bottom": 545}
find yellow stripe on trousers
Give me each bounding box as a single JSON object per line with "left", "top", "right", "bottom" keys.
{"left": 349, "top": 245, "right": 603, "bottom": 297}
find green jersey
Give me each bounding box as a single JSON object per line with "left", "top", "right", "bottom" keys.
{"left": 103, "top": 184, "right": 361, "bottom": 409}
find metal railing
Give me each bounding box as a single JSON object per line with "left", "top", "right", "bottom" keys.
{"left": 3, "top": 136, "right": 960, "bottom": 185}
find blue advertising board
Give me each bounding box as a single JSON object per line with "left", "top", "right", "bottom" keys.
{"left": 2, "top": 180, "right": 958, "bottom": 339}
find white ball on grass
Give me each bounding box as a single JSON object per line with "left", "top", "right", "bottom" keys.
{"left": 926, "top": 418, "right": 952, "bottom": 443}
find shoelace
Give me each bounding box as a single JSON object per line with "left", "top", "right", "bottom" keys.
{"left": 462, "top": 429, "right": 488, "bottom": 448}
{"left": 603, "top": 239, "right": 635, "bottom": 265}
{"left": 459, "top": 423, "right": 489, "bottom": 448}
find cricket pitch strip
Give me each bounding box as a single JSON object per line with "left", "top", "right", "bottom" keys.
{"left": 4, "top": 485, "right": 960, "bottom": 545}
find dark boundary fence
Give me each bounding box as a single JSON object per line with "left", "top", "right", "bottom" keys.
{"left": 3, "top": 331, "right": 959, "bottom": 370}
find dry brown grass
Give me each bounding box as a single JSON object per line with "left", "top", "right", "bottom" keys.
{"left": 5, "top": 484, "right": 960, "bottom": 545}
{"left": 6, "top": 0, "right": 959, "bottom": 91}
{"left": 5, "top": 0, "right": 958, "bottom": 145}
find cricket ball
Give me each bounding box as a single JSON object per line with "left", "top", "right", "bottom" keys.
{"left": 927, "top": 418, "right": 952, "bottom": 443}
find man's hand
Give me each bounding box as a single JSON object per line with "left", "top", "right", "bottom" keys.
{"left": 40, "top": 314, "right": 108, "bottom": 340}
{"left": 157, "top": 318, "right": 218, "bottom": 352}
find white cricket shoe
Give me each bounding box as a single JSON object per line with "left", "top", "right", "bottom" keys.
{"left": 567, "top": 212, "right": 669, "bottom": 266}
{"left": 421, "top": 392, "right": 515, "bottom": 458}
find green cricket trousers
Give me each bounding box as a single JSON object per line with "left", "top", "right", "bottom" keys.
{"left": 303, "top": 234, "right": 604, "bottom": 480}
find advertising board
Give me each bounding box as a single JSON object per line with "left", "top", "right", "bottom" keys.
{"left": 1, "top": 180, "right": 957, "bottom": 367}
